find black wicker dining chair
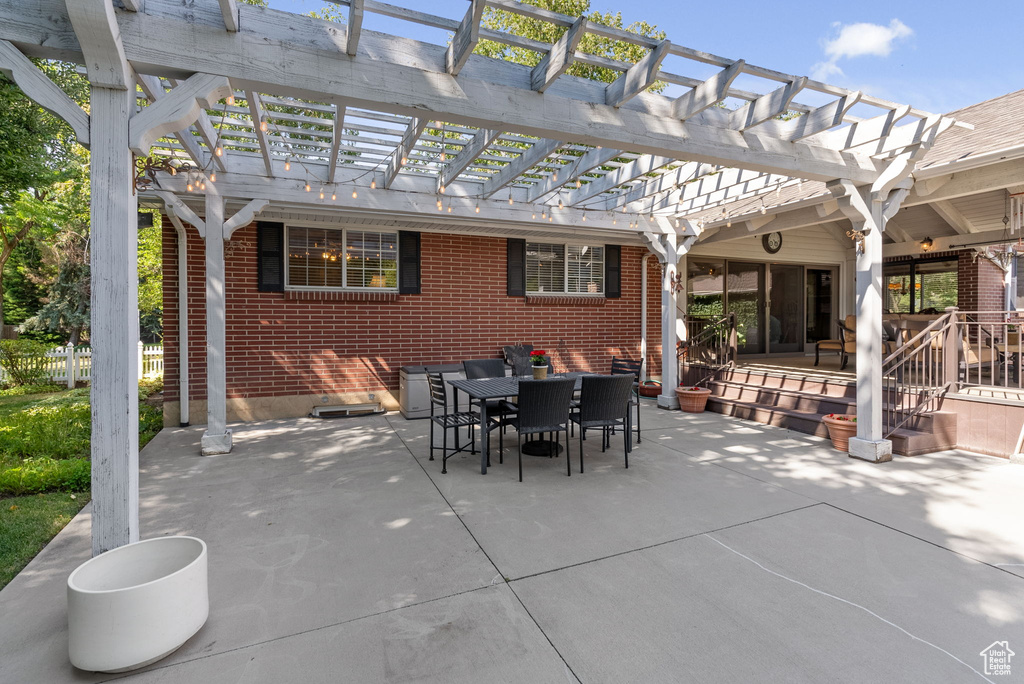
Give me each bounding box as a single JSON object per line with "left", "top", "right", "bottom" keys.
{"left": 503, "top": 377, "right": 576, "bottom": 482}
{"left": 610, "top": 357, "right": 643, "bottom": 445}
{"left": 427, "top": 372, "right": 485, "bottom": 474}
{"left": 463, "top": 358, "right": 518, "bottom": 460}
{"left": 570, "top": 374, "right": 635, "bottom": 471}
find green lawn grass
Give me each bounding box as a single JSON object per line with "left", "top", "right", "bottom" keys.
{"left": 0, "top": 492, "right": 89, "bottom": 588}
{"left": 0, "top": 382, "right": 163, "bottom": 590}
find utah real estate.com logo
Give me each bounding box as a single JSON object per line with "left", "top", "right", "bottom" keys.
{"left": 980, "top": 641, "right": 1014, "bottom": 676}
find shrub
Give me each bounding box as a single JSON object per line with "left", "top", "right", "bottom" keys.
{"left": 0, "top": 458, "right": 90, "bottom": 496}
{"left": 0, "top": 390, "right": 91, "bottom": 459}
{"left": 0, "top": 340, "right": 53, "bottom": 386}
{"left": 138, "top": 375, "right": 163, "bottom": 400}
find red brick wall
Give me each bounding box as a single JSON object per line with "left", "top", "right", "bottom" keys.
{"left": 163, "top": 221, "right": 665, "bottom": 405}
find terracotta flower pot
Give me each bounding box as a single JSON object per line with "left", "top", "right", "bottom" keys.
{"left": 675, "top": 386, "right": 711, "bottom": 413}
{"left": 639, "top": 381, "right": 661, "bottom": 398}
{"left": 821, "top": 413, "right": 857, "bottom": 451}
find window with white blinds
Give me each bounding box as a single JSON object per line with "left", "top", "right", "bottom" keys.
{"left": 526, "top": 242, "right": 604, "bottom": 294}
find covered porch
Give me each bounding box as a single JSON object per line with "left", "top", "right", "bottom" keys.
{"left": 1, "top": 408, "right": 1021, "bottom": 682}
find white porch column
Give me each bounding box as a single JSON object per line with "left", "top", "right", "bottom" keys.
{"left": 854, "top": 203, "right": 887, "bottom": 459}
{"left": 831, "top": 178, "right": 915, "bottom": 463}
{"left": 659, "top": 251, "right": 680, "bottom": 409}
{"left": 89, "top": 84, "right": 140, "bottom": 555}
{"left": 201, "top": 190, "right": 232, "bottom": 455}
{"left": 643, "top": 225, "right": 695, "bottom": 410}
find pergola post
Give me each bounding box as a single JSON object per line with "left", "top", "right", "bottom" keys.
{"left": 89, "top": 84, "right": 140, "bottom": 555}
{"left": 201, "top": 189, "right": 232, "bottom": 455}
{"left": 644, "top": 228, "right": 692, "bottom": 409}
{"left": 853, "top": 201, "right": 889, "bottom": 460}
{"left": 831, "top": 178, "right": 915, "bottom": 462}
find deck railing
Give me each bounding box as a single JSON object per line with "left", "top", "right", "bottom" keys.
{"left": 957, "top": 311, "right": 1024, "bottom": 390}
{"left": 679, "top": 313, "right": 737, "bottom": 387}
{"left": 881, "top": 310, "right": 958, "bottom": 438}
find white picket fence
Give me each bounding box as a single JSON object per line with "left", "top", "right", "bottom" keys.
{"left": 1, "top": 342, "right": 163, "bottom": 388}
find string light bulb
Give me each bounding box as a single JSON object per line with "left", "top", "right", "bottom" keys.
{"left": 553, "top": 170, "right": 558, "bottom": 182}
{"left": 352, "top": 188, "right": 358, "bottom": 199}
{"left": 285, "top": 159, "right": 291, "bottom": 171}
{"left": 260, "top": 119, "right": 268, "bottom": 133}
{"left": 439, "top": 185, "right": 445, "bottom": 194}
{"left": 305, "top": 182, "right": 311, "bottom": 192}
{"left": 370, "top": 178, "right": 377, "bottom": 190}
{"left": 226, "top": 94, "right": 235, "bottom": 106}
{"left": 576, "top": 179, "right": 581, "bottom": 189}
{"left": 320, "top": 187, "right": 325, "bottom": 199}
{"left": 475, "top": 201, "right": 480, "bottom": 214}
{"left": 558, "top": 197, "right": 564, "bottom": 210}
{"left": 209, "top": 172, "right": 216, "bottom": 183}
{"left": 331, "top": 190, "right": 336, "bottom": 201}
{"left": 215, "top": 146, "right": 223, "bottom": 157}
{"left": 199, "top": 180, "right": 206, "bottom": 191}
{"left": 187, "top": 181, "right": 194, "bottom": 192}
{"left": 581, "top": 212, "right": 586, "bottom": 222}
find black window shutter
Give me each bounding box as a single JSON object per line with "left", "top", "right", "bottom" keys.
{"left": 398, "top": 230, "right": 421, "bottom": 294}
{"left": 507, "top": 238, "right": 526, "bottom": 296}
{"left": 257, "top": 222, "right": 285, "bottom": 292}
{"left": 605, "top": 244, "right": 621, "bottom": 298}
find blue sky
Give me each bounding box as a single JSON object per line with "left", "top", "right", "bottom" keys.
{"left": 268, "top": 0, "right": 1023, "bottom": 114}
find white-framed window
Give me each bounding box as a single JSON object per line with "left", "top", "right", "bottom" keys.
{"left": 526, "top": 242, "right": 604, "bottom": 294}
{"left": 286, "top": 226, "right": 399, "bottom": 290}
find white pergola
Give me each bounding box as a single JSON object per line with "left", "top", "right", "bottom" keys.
{"left": 0, "top": 0, "right": 962, "bottom": 555}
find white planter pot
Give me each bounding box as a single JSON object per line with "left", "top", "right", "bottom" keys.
{"left": 67, "top": 536, "right": 209, "bottom": 673}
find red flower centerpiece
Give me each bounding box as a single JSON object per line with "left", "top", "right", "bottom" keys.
{"left": 675, "top": 384, "right": 712, "bottom": 412}
{"left": 530, "top": 350, "right": 548, "bottom": 379}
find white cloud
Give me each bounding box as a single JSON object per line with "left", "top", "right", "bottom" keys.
{"left": 812, "top": 19, "right": 913, "bottom": 82}
{"left": 810, "top": 60, "right": 845, "bottom": 82}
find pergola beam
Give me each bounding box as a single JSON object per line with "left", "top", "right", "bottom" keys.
{"left": 758, "top": 91, "right": 862, "bottom": 142}
{"left": 565, "top": 154, "right": 674, "bottom": 206}
{"left": 531, "top": 16, "right": 585, "bottom": 92}
{"left": 346, "top": 0, "right": 364, "bottom": 56}
{"left": 217, "top": 0, "right": 239, "bottom": 32}
{"left": 606, "top": 40, "right": 671, "bottom": 108}
{"left": 0, "top": 40, "right": 90, "bottom": 146}
{"left": 130, "top": 72, "right": 231, "bottom": 157}
{"left": 480, "top": 138, "right": 562, "bottom": 198}
{"left": 729, "top": 77, "right": 807, "bottom": 131}
{"left": 932, "top": 199, "right": 978, "bottom": 234}
{"left": 438, "top": 128, "right": 501, "bottom": 191}
{"left": 245, "top": 90, "right": 274, "bottom": 176}
{"left": 446, "top": 0, "right": 484, "bottom": 76}
{"left": 384, "top": 117, "right": 427, "bottom": 188}
{"left": 137, "top": 74, "right": 207, "bottom": 169}
{"left": 14, "top": 1, "right": 884, "bottom": 183}
{"left": 526, "top": 145, "right": 622, "bottom": 203}
{"left": 671, "top": 60, "right": 744, "bottom": 120}
{"left": 328, "top": 104, "right": 346, "bottom": 183}
{"left": 64, "top": 0, "right": 131, "bottom": 90}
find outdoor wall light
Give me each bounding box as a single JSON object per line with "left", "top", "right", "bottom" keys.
{"left": 921, "top": 237, "right": 934, "bottom": 251}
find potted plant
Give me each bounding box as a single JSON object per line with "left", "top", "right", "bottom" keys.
{"left": 675, "top": 385, "right": 712, "bottom": 412}
{"left": 530, "top": 349, "right": 548, "bottom": 379}
{"left": 821, "top": 413, "right": 857, "bottom": 451}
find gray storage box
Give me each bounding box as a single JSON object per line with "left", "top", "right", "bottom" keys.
{"left": 398, "top": 364, "right": 464, "bottom": 419}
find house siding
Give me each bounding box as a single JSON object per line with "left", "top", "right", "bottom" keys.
{"left": 162, "top": 220, "right": 663, "bottom": 424}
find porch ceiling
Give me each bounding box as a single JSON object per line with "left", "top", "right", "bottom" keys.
{"left": 0, "top": 0, "right": 960, "bottom": 237}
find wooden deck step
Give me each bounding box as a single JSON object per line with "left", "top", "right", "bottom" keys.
{"left": 688, "top": 363, "right": 958, "bottom": 457}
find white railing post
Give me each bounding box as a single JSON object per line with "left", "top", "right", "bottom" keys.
{"left": 66, "top": 342, "right": 75, "bottom": 389}
{"left": 138, "top": 339, "right": 144, "bottom": 379}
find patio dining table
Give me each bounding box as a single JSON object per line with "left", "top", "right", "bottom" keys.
{"left": 448, "top": 372, "right": 592, "bottom": 474}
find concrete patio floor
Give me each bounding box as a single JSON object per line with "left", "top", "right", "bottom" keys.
{"left": 2, "top": 403, "right": 1023, "bottom": 682}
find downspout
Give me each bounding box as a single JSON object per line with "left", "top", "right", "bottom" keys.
{"left": 167, "top": 211, "right": 190, "bottom": 427}
{"left": 640, "top": 253, "right": 653, "bottom": 381}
